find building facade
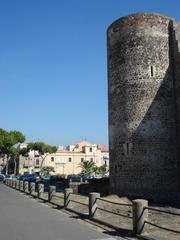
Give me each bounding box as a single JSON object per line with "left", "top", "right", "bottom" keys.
{"left": 0, "top": 156, "right": 7, "bottom": 173}
{"left": 108, "top": 13, "right": 180, "bottom": 202}
{"left": 18, "top": 143, "right": 42, "bottom": 174}
{"left": 18, "top": 141, "right": 109, "bottom": 176}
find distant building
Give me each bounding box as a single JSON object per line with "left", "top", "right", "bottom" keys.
{"left": 18, "top": 140, "right": 109, "bottom": 175}
{"left": 0, "top": 156, "right": 7, "bottom": 173}
{"left": 18, "top": 143, "right": 42, "bottom": 175}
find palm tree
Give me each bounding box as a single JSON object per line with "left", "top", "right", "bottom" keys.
{"left": 80, "top": 160, "right": 96, "bottom": 176}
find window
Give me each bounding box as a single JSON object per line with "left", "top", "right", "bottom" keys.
{"left": 81, "top": 158, "right": 84, "bottom": 162}
{"left": 90, "top": 158, "right": 93, "bottom": 161}
{"left": 51, "top": 157, "right": 54, "bottom": 162}
{"left": 151, "top": 66, "right": 154, "bottom": 77}
{"left": 123, "top": 142, "right": 133, "bottom": 156}
{"left": 69, "top": 157, "right": 72, "bottom": 162}
{"left": 36, "top": 159, "right": 39, "bottom": 165}
{"left": 89, "top": 147, "right": 92, "bottom": 152}
{"left": 126, "top": 142, "right": 130, "bottom": 155}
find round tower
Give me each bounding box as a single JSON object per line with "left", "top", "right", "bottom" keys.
{"left": 107, "top": 13, "right": 179, "bottom": 202}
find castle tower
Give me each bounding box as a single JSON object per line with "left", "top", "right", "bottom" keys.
{"left": 107, "top": 13, "right": 180, "bottom": 202}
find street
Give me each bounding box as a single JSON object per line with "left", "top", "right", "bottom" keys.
{"left": 0, "top": 183, "right": 116, "bottom": 240}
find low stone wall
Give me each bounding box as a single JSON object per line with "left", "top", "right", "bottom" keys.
{"left": 78, "top": 178, "right": 109, "bottom": 196}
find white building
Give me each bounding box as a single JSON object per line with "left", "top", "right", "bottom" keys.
{"left": 18, "top": 140, "right": 109, "bottom": 176}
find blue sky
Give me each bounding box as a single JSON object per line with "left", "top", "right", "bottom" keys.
{"left": 0, "top": 0, "right": 179, "bottom": 147}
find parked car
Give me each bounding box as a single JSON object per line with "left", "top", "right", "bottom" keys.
{"left": 42, "top": 175, "right": 69, "bottom": 192}
{"left": 23, "top": 174, "right": 41, "bottom": 183}
{"left": 8, "top": 174, "right": 17, "bottom": 179}
{"left": 0, "top": 174, "right": 5, "bottom": 181}
{"left": 67, "top": 174, "right": 82, "bottom": 182}
{"left": 82, "top": 175, "right": 94, "bottom": 182}
{"left": 18, "top": 175, "right": 28, "bottom": 181}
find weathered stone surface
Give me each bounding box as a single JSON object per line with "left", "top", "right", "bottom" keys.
{"left": 107, "top": 13, "right": 180, "bottom": 202}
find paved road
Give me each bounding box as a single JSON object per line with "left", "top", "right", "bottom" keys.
{"left": 0, "top": 183, "right": 117, "bottom": 240}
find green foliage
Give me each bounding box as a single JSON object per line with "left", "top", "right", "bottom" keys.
{"left": 96, "top": 164, "right": 108, "bottom": 177}
{"left": 80, "top": 160, "right": 108, "bottom": 177}
{"left": 0, "top": 128, "right": 26, "bottom": 174}
{"left": 27, "top": 142, "right": 57, "bottom": 155}
{"left": 40, "top": 166, "right": 55, "bottom": 176}
{"left": 19, "top": 147, "right": 29, "bottom": 156}
{"left": 80, "top": 160, "right": 96, "bottom": 176}
{"left": 0, "top": 128, "right": 25, "bottom": 156}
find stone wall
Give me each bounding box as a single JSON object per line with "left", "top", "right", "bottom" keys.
{"left": 172, "top": 21, "right": 180, "bottom": 190}
{"left": 107, "top": 13, "right": 180, "bottom": 202}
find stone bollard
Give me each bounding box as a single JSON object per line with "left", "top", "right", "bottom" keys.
{"left": 89, "top": 192, "right": 100, "bottom": 218}
{"left": 48, "top": 185, "right": 56, "bottom": 202}
{"left": 24, "top": 181, "right": 29, "bottom": 193}
{"left": 132, "top": 199, "right": 148, "bottom": 235}
{"left": 29, "top": 182, "right": 35, "bottom": 195}
{"left": 16, "top": 180, "right": 20, "bottom": 190}
{"left": 15, "top": 179, "right": 17, "bottom": 189}
{"left": 64, "top": 188, "right": 73, "bottom": 208}
{"left": 23, "top": 181, "right": 26, "bottom": 191}
{"left": 10, "top": 179, "right": 12, "bottom": 187}
{"left": 38, "top": 183, "right": 44, "bottom": 198}
{"left": 13, "top": 179, "right": 16, "bottom": 188}
{"left": 20, "top": 181, "right": 23, "bottom": 191}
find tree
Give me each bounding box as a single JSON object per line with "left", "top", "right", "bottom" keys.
{"left": 80, "top": 160, "right": 108, "bottom": 177}
{"left": 0, "top": 128, "right": 26, "bottom": 174}
{"left": 97, "top": 164, "right": 108, "bottom": 177}
{"left": 40, "top": 166, "right": 55, "bottom": 176}
{"left": 26, "top": 142, "right": 57, "bottom": 171}
{"left": 80, "top": 160, "right": 96, "bottom": 176}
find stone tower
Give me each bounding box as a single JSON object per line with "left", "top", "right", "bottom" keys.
{"left": 107, "top": 13, "right": 180, "bottom": 202}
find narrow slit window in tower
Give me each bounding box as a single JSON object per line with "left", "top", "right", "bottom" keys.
{"left": 123, "top": 141, "right": 133, "bottom": 156}
{"left": 151, "top": 66, "right": 154, "bottom": 77}
{"left": 126, "top": 142, "right": 129, "bottom": 156}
